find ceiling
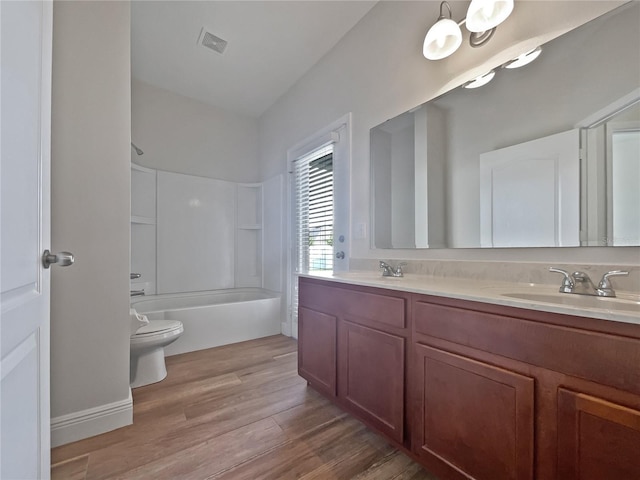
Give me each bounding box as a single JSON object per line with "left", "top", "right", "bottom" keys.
{"left": 131, "top": 1, "right": 377, "bottom": 118}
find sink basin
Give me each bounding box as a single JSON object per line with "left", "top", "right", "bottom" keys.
{"left": 501, "top": 291, "right": 640, "bottom": 313}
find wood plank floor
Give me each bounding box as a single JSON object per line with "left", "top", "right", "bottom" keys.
{"left": 51, "top": 335, "right": 438, "bottom": 480}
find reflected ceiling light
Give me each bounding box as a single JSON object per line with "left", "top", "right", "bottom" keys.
{"left": 466, "top": 0, "right": 514, "bottom": 33}
{"left": 423, "top": 0, "right": 514, "bottom": 60}
{"left": 503, "top": 46, "right": 542, "bottom": 69}
{"left": 462, "top": 70, "right": 496, "bottom": 89}
{"left": 423, "top": 2, "right": 462, "bottom": 60}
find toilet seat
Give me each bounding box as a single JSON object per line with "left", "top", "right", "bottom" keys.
{"left": 131, "top": 320, "right": 184, "bottom": 348}
{"left": 133, "top": 320, "right": 182, "bottom": 337}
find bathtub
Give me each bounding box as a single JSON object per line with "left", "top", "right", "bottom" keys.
{"left": 131, "top": 288, "right": 282, "bottom": 356}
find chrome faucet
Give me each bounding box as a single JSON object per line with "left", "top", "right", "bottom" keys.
{"left": 549, "top": 267, "right": 628, "bottom": 298}
{"left": 130, "top": 273, "right": 144, "bottom": 296}
{"left": 379, "top": 261, "right": 407, "bottom": 277}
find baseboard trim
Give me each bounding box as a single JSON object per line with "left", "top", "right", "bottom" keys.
{"left": 281, "top": 320, "right": 292, "bottom": 337}
{"left": 51, "top": 388, "right": 133, "bottom": 447}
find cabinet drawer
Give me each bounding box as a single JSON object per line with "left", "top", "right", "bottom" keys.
{"left": 413, "top": 299, "right": 640, "bottom": 395}
{"left": 299, "top": 277, "right": 406, "bottom": 330}
{"left": 335, "top": 288, "right": 406, "bottom": 329}
{"left": 298, "top": 280, "right": 335, "bottom": 314}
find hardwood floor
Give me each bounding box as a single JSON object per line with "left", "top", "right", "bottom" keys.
{"left": 51, "top": 335, "right": 437, "bottom": 480}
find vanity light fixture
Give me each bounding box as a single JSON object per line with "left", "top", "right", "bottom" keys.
{"left": 466, "top": 0, "right": 514, "bottom": 33}
{"left": 503, "top": 46, "right": 542, "bottom": 69}
{"left": 422, "top": 1, "right": 462, "bottom": 60}
{"left": 423, "top": 0, "right": 514, "bottom": 60}
{"left": 462, "top": 70, "right": 496, "bottom": 89}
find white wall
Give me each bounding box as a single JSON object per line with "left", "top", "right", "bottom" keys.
{"left": 416, "top": 104, "right": 446, "bottom": 249}
{"left": 131, "top": 80, "right": 271, "bottom": 295}
{"left": 258, "top": 0, "right": 638, "bottom": 265}
{"left": 50, "top": 1, "right": 132, "bottom": 445}
{"left": 391, "top": 126, "right": 415, "bottom": 248}
{"left": 132, "top": 79, "right": 259, "bottom": 183}
{"left": 371, "top": 128, "right": 392, "bottom": 248}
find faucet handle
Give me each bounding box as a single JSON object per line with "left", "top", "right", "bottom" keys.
{"left": 598, "top": 270, "right": 629, "bottom": 290}
{"left": 549, "top": 267, "right": 574, "bottom": 293}
{"left": 379, "top": 261, "right": 393, "bottom": 276}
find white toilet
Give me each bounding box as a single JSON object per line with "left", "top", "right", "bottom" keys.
{"left": 130, "top": 319, "right": 184, "bottom": 388}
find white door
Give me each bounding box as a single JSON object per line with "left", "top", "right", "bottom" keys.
{"left": 1, "top": 1, "right": 55, "bottom": 478}
{"left": 479, "top": 129, "right": 580, "bottom": 248}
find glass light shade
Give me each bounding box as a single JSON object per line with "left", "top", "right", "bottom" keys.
{"left": 423, "top": 18, "right": 463, "bottom": 60}
{"left": 504, "top": 46, "right": 542, "bottom": 69}
{"left": 466, "top": 0, "right": 514, "bottom": 33}
{"left": 463, "top": 70, "right": 495, "bottom": 89}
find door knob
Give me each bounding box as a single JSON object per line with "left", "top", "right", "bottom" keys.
{"left": 42, "top": 250, "right": 75, "bottom": 269}
{"left": 335, "top": 251, "right": 345, "bottom": 259}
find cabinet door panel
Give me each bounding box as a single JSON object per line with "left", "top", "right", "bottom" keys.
{"left": 298, "top": 307, "right": 337, "bottom": 396}
{"left": 339, "top": 320, "right": 405, "bottom": 443}
{"left": 557, "top": 388, "right": 640, "bottom": 480}
{"left": 413, "top": 344, "right": 534, "bottom": 480}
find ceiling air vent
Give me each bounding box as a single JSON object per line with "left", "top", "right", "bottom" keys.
{"left": 197, "top": 28, "right": 228, "bottom": 54}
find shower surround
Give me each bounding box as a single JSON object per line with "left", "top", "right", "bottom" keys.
{"left": 131, "top": 164, "right": 284, "bottom": 348}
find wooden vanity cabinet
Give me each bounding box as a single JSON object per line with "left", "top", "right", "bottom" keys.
{"left": 298, "top": 277, "right": 640, "bottom": 480}
{"left": 298, "top": 277, "right": 410, "bottom": 445}
{"left": 411, "top": 294, "right": 640, "bottom": 480}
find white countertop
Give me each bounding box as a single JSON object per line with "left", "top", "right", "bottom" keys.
{"left": 298, "top": 271, "right": 640, "bottom": 326}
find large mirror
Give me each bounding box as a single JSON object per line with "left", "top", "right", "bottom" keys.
{"left": 371, "top": 2, "right": 639, "bottom": 249}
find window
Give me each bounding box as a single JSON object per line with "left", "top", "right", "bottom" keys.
{"left": 293, "top": 145, "right": 334, "bottom": 273}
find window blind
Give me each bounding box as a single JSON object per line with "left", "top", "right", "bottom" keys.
{"left": 293, "top": 145, "right": 334, "bottom": 274}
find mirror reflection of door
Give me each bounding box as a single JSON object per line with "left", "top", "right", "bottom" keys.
{"left": 608, "top": 102, "right": 640, "bottom": 246}
{"left": 582, "top": 99, "right": 640, "bottom": 246}
{"left": 479, "top": 129, "right": 580, "bottom": 248}
{"left": 610, "top": 131, "right": 640, "bottom": 246}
